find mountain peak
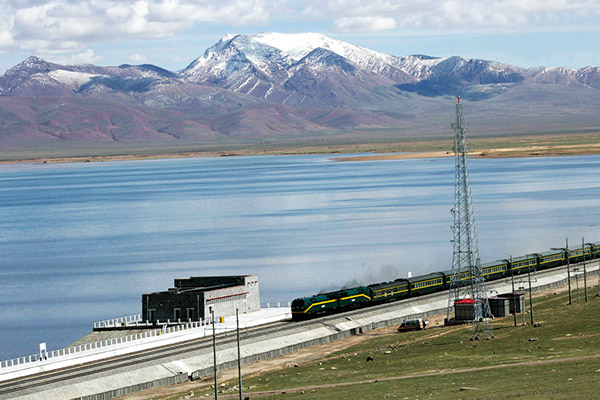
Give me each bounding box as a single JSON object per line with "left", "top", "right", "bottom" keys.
{"left": 1, "top": 56, "right": 65, "bottom": 93}
{"left": 252, "top": 32, "right": 385, "bottom": 63}
{"left": 23, "top": 55, "right": 47, "bottom": 63}
{"left": 10, "top": 56, "right": 58, "bottom": 72}
{"left": 298, "top": 47, "right": 357, "bottom": 73}
{"left": 253, "top": 32, "right": 337, "bottom": 60}
{"left": 181, "top": 33, "right": 293, "bottom": 89}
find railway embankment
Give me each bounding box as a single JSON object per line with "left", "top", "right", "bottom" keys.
{"left": 4, "top": 261, "right": 598, "bottom": 400}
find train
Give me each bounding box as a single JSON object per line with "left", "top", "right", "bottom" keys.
{"left": 291, "top": 241, "right": 600, "bottom": 321}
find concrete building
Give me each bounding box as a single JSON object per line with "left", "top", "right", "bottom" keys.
{"left": 142, "top": 275, "right": 260, "bottom": 323}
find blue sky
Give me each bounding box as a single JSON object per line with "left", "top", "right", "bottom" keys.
{"left": 1, "top": 0, "right": 600, "bottom": 73}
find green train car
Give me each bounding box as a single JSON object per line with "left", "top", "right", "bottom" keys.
{"left": 441, "top": 268, "right": 473, "bottom": 288}
{"left": 567, "top": 244, "right": 592, "bottom": 264}
{"left": 481, "top": 260, "right": 508, "bottom": 281}
{"left": 538, "top": 249, "right": 565, "bottom": 269}
{"left": 508, "top": 255, "right": 538, "bottom": 275}
{"left": 368, "top": 279, "right": 410, "bottom": 303}
{"left": 291, "top": 286, "right": 370, "bottom": 321}
{"left": 408, "top": 273, "right": 444, "bottom": 296}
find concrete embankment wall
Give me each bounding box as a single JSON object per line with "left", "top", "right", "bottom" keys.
{"left": 189, "top": 299, "right": 449, "bottom": 381}
{"left": 72, "top": 374, "right": 189, "bottom": 400}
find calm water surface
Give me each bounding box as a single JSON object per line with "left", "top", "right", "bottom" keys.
{"left": 1, "top": 154, "right": 600, "bottom": 360}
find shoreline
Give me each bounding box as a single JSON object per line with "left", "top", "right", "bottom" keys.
{"left": 332, "top": 143, "right": 600, "bottom": 162}
{"left": 2, "top": 134, "right": 600, "bottom": 165}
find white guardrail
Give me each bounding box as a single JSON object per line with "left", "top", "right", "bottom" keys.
{"left": 93, "top": 314, "right": 143, "bottom": 329}
{"left": 0, "top": 302, "right": 291, "bottom": 382}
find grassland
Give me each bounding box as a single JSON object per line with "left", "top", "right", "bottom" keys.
{"left": 3, "top": 132, "right": 600, "bottom": 164}
{"left": 145, "top": 285, "right": 600, "bottom": 400}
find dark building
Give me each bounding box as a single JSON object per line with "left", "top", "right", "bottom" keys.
{"left": 142, "top": 275, "right": 260, "bottom": 323}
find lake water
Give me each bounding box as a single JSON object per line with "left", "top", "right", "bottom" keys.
{"left": 1, "top": 154, "right": 600, "bottom": 360}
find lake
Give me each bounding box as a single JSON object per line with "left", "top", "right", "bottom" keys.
{"left": 1, "top": 153, "right": 600, "bottom": 360}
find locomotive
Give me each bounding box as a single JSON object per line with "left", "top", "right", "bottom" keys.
{"left": 291, "top": 241, "right": 599, "bottom": 321}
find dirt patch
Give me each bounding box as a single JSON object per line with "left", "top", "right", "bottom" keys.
{"left": 333, "top": 143, "right": 600, "bottom": 162}
{"left": 551, "top": 333, "right": 600, "bottom": 341}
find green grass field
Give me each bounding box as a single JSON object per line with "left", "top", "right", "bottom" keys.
{"left": 181, "top": 286, "right": 600, "bottom": 400}
{"left": 3, "top": 132, "right": 600, "bottom": 163}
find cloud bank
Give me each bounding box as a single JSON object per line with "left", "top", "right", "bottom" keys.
{"left": 0, "top": 0, "right": 599, "bottom": 64}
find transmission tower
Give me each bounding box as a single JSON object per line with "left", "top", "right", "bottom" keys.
{"left": 446, "top": 97, "right": 493, "bottom": 340}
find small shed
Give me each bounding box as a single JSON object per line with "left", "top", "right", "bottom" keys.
{"left": 488, "top": 297, "right": 510, "bottom": 318}
{"left": 454, "top": 298, "right": 480, "bottom": 321}
{"left": 498, "top": 292, "right": 525, "bottom": 313}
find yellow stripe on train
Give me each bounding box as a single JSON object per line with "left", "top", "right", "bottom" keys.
{"left": 340, "top": 294, "right": 371, "bottom": 301}
{"left": 303, "top": 299, "right": 336, "bottom": 313}
{"left": 301, "top": 294, "right": 371, "bottom": 313}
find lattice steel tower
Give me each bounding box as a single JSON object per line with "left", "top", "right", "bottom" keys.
{"left": 446, "top": 97, "right": 493, "bottom": 340}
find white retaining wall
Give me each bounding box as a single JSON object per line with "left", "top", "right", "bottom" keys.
{"left": 0, "top": 305, "right": 291, "bottom": 383}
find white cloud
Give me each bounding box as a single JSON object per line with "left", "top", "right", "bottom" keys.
{"left": 1, "top": 0, "right": 279, "bottom": 54}
{"left": 0, "top": 0, "right": 599, "bottom": 59}
{"left": 302, "top": 0, "right": 600, "bottom": 32}
{"left": 41, "top": 49, "right": 103, "bottom": 65}
{"left": 0, "top": 18, "right": 15, "bottom": 47}
{"left": 333, "top": 17, "right": 396, "bottom": 33}
{"left": 129, "top": 53, "right": 149, "bottom": 63}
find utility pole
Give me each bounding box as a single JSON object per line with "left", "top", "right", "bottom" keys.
{"left": 522, "top": 293, "right": 526, "bottom": 326}
{"left": 236, "top": 309, "right": 243, "bottom": 400}
{"left": 445, "top": 96, "right": 493, "bottom": 340}
{"left": 212, "top": 310, "right": 218, "bottom": 400}
{"left": 510, "top": 256, "right": 517, "bottom": 327}
{"left": 566, "top": 238, "right": 572, "bottom": 305}
{"left": 582, "top": 237, "right": 588, "bottom": 302}
{"left": 575, "top": 265, "right": 580, "bottom": 303}
{"left": 527, "top": 254, "right": 534, "bottom": 325}
{"left": 554, "top": 239, "right": 572, "bottom": 305}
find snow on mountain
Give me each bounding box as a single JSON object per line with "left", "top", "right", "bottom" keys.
{"left": 253, "top": 32, "right": 451, "bottom": 83}
{"left": 254, "top": 32, "right": 356, "bottom": 61}
{"left": 284, "top": 47, "right": 402, "bottom": 108}
{"left": 47, "top": 70, "right": 104, "bottom": 88}
{"left": 253, "top": 31, "right": 395, "bottom": 68}
{"left": 525, "top": 65, "right": 600, "bottom": 89}
{"left": 182, "top": 34, "right": 293, "bottom": 83}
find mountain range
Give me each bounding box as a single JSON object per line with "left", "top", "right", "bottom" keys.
{"left": 1, "top": 32, "right": 599, "bottom": 152}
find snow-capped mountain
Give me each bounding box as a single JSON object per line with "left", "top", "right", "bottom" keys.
{"left": 1, "top": 32, "right": 600, "bottom": 150}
